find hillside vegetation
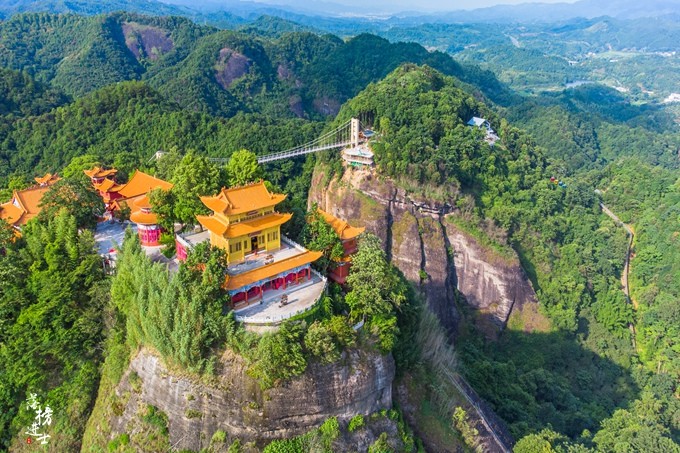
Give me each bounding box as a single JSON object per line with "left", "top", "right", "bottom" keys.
{"left": 328, "top": 65, "right": 678, "bottom": 450}
{"left": 0, "top": 12, "right": 509, "bottom": 117}
{"left": 0, "top": 9, "right": 678, "bottom": 452}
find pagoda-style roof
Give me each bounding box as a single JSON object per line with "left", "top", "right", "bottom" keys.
{"left": 200, "top": 181, "right": 286, "bottom": 217}
{"left": 133, "top": 195, "right": 153, "bottom": 210}
{"left": 0, "top": 201, "right": 24, "bottom": 225}
{"left": 115, "top": 170, "right": 173, "bottom": 200}
{"left": 128, "top": 195, "right": 161, "bottom": 226}
{"left": 130, "top": 210, "right": 158, "bottom": 225}
{"left": 94, "top": 178, "right": 123, "bottom": 193}
{"left": 225, "top": 250, "right": 322, "bottom": 291}
{"left": 34, "top": 173, "right": 59, "bottom": 185}
{"left": 197, "top": 212, "right": 292, "bottom": 239}
{"left": 0, "top": 178, "right": 59, "bottom": 227}
{"left": 84, "top": 167, "right": 117, "bottom": 179}
{"left": 318, "top": 209, "right": 365, "bottom": 241}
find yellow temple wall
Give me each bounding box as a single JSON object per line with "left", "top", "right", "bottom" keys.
{"left": 213, "top": 225, "right": 282, "bottom": 264}
{"left": 226, "top": 207, "right": 275, "bottom": 225}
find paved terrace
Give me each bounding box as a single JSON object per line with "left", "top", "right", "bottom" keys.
{"left": 107, "top": 227, "right": 328, "bottom": 326}
{"left": 94, "top": 221, "right": 178, "bottom": 272}
{"left": 227, "top": 241, "right": 302, "bottom": 276}
{"left": 232, "top": 272, "right": 326, "bottom": 326}
{"left": 94, "top": 220, "right": 136, "bottom": 255}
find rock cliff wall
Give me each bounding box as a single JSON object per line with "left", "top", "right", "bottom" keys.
{"left": 105, "top": 348, "right": 394, "bottom": 450}
{"left": 309, "top": 164, "right": 538, "bottom": 334}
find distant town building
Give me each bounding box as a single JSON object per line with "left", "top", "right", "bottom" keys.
{"left": 467, "top": 116, "right": 492, "bottom": 130}
{"left": 467, "top": 116, "right": 499, "bottom": 146}
{"left": 318, "top": 209, "right": 365, "bottom": 284}
{"left": 0, "top": 173, "right": 60, "bottom": 230}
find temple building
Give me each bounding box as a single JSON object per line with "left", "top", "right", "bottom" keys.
{"left": 194, "top": 181, "right": 291, "bottom": 263}
{"left": 0, "top": 173, "right": 60, "bottom": 230}
{"left": 84, "top": 167, "right": 123, "bottom": 207}
{"left": 84, "top": 167, "right": 117, "bottom": 185}
{"left": 176, "top": 181, "right": 324, "bottom": 310}
{"left": 129, "top": 195, "right": 163, "bottom": 246}
{"left": 317, "top": 209, "right": 365, "bottom": 284}
{"left": 86, "top": 167, "right": 173, "bottom": 246}
{"left": 108, "top": 170, "right": 173, "bottom": 214}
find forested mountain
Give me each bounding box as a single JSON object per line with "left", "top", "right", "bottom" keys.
{"left": 0, "top": 6, "right": 678, "bottom": 453}
{"left": 0, "top": 12, "right": 509, "bottom": 116}
{"left": 0, "top": 67, "right": 68, "bottom": 116}
{"left": 380, "top": 16, "right": 680, "bottom": 103}
{"left": 0, "top": 0, "right": 190, "bottom": 18}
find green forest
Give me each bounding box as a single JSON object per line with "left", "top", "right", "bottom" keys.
{"left": 0, "top": 7, "right": 678, "bottom": 453}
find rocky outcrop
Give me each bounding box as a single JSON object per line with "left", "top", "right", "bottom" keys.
{"left": 122, "top": 22, "right": 174, "bottom": 61}
{"left": 447, "top": 228, "right": 537, "bottom": 330}
{"left": 215, "top": 48, "right": 251, "bottom": 89}
{"left": 106, "top": 347, "right": 394, "bottom": 450}
{"left": 309, "top": 164, "right": 538, "bottom": 334}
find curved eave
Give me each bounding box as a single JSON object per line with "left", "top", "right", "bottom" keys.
{"left": 130, "top": 211, "right": 159, "bottom": 225}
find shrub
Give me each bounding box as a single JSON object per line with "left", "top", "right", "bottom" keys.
{"left": 128, "top": 371, "right": 142, "bottom": 393}
{"left": 319, "top": 417, "right": 340, "bottom": 442}
{"left": 452, "top": 407, "right": 478, "bottom": 449}
{"left": 247, "top": 322, "right": 307, "bottom": 389}
{"left": 348, "top": 414, "right": 365, "bottom": 433}
{"left": 227, "top": 439, "right": 241, "bottom": 452}
{"left": 185, "top": 409, "right": 203, "bottom": 419}
{"left": 368, "top": 432, "right": 393, "bottom": 453}
{"left": 107, "top": 433, "right": 130, "bottom": 452}
{"left": 143, "top": 405, "right": 168, "bottom": 435}
{"left": 212, "top": 430, "right": 227, "bottom": 443}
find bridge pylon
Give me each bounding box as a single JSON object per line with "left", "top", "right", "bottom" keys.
{"left": 350, "top": 118, "right": 360, "bottom": 147}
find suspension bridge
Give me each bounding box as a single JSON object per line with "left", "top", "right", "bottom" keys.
{"left": 208, "top": 118, "right": 368, "bottom": 165}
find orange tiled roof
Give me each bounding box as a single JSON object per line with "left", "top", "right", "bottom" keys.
{"left": 133, "top": 195, "right": 153, "bottom": 210}
{"left": 94, "top": 178, "right": 122, "bottom": 193}
{"left": 34, "top": 173, "right": 59, "bottom": 185}
{"left": 84, "top": 167, "right": 117, "bottom": 179}
{"left": 0, "top": 200, "right": 24, "bottom": 225}
{"left": 225, "top": 250, "right": 323, "bottom": 291}
{"left": 200, "top": 181, "right": 286, "bottom": 216}
{"left": 130, "top": 210, "right": 159, "bottom": 225}
{"left": 0, "top": 181, "right": 57, "bottom": 227}
{"left": 317, "top": 209, "right": 365, "bottom": 241}
{"left": 196, "top": 215, "right": 229, "bottom": 236}
{"left": 197, "top": 213, "right": 292, "bottom": 239}
{"left": 116, "top": 170, "right": 173, "bottom": 199}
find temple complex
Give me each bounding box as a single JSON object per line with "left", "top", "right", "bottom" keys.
{"left": 176, "top": 181, "right": 325, "bottom": 316}
{"left": 0, "top": 173, "right": 60, "bottom": 230}
{"left": 86, "top": 168, "right": 173, "bottom": 246}
{"left": 317, "top": 209, "right": 365, "bottom": 284}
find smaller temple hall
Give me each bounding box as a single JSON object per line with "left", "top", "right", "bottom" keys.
{"left": 0, "top": 173, "right": 60, "bottom": 230}
{"left": 317, "top": 209, "right": 365, "bottom": 284}
{"left": 86, "top": 167, "right": 173, "bottom": 246}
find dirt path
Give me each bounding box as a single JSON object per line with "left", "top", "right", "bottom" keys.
{"left": 600, "top": 203, "right": 637, "bottom": 347}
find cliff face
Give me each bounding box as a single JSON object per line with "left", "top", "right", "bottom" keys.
{"left": 309, "top": 164, "right": 538, "bottom": 334}
{"left": 103, "top": 347, "right": 394, "bottom": 450}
